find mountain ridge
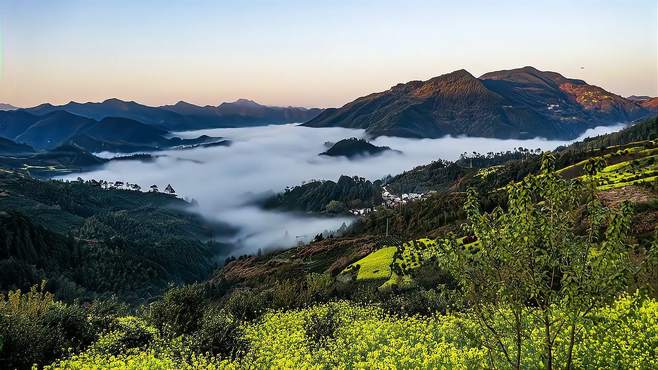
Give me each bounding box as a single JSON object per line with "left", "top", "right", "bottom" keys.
{"left": 21, "top": 98, "right": 323, "bottom": 131}
{"left": 0, "top": 110, "right": 225, "bottom": 152}
{"left": 304, "top": 66, "right": 651, "bottom": 139}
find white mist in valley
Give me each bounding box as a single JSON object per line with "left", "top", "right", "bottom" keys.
{"left": 60, "top": 123, "right": 625, "bottom": 254}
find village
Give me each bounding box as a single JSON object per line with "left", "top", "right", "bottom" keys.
{"left": 348, "top": 186, "right": 436, "bottom": 216}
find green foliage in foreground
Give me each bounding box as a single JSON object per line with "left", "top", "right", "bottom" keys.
{"left": 443, "top": 153, "right": 635, "bottom": 369}
{"left": 44, "top": 296, "right": 658, "bottom": 369}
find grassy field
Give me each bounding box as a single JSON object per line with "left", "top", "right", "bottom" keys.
{"left": 342, "top": 237, "right": 480, "bottom": 290}
{"left": 342, "top": 246, "right": 397, "bottom": 281}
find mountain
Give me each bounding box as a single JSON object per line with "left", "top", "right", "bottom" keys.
{"left": 24, "top": 98, "right": 192, "bottom": 131}
{"left": 480, "top": 66, "right": 647, "bottom": 123}
{"left": 0, "top": 169, "right": 233, "bottom": 300}
{"left": 627, "top": 95, "right": 653, "bottom": 102}
{"left": 304, "top": 67, "right": 650, "bottom": 139}
{"left": 22, "top": 98, "right": 323, "bottom": 131}
{"left": 161, "top": 98, "right": 323, "bottom": 127}
{"left": 0, "top": 110, "right": 226, "bottom": 153}
{"left": 320, "top": 138, "right": 396, "bottom": 158}
{"left": 0, "top": 103, "right": 18, "bottom": 111}
{"left": 0, "top": 110, "right": 42, "bottom": 139}
{"left": 263, "top": 175, "right": 383, "bottom": 213}
{"left": 28, "top": 144, "right": 107, "bottom": 167}
{"left": 15, "top": 111, "right": 96, "bottom": 150}
{"left": 0, "top": 137, "right": 34, "bottom": 155}
{"left": 640, "top": 97, "right": 658, "bottom": 112}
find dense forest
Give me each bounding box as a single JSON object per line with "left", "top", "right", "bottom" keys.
{"left": 263, "top": 175, "right": 383, "bottom": 213}
{"left": 0, "top": 170, "right": 232, "bottom": 302}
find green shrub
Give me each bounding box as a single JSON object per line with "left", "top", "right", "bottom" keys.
{"left": 270, "top": 279, "right": 300, "bottom": 309}
{"left": 85, "top": 296, "right": 130, "bottom": 334}
{"left": 92, "top": 316, "right": 158, "bottom": 355}
{"left": 304, "top": 273, "right": 333, "bottom": 303}
{"left": 190, "top": 307, "right": 247, "bottom": 359}
{"left": 0, "top": 283, "right": 93, "bottom": 369}
{"left": 223, "top": 288, "right": 270, "bottom": 321}
{"left": 147, "top": 284, "right": 207, "bottom": 336}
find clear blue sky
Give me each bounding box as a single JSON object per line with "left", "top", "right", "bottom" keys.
{"left": 0, "top": 0, "right": 656, "bottom": 108}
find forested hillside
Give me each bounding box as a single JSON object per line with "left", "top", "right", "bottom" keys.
{"left": 0, "top": 170, "right": 232, "bottom": 301}
{"left": 263, "top": 175, "right": 383, "bottom": 213}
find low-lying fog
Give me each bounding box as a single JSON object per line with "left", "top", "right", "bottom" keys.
{"left": 60, "top": 123, "right": 624, "bottom": 254}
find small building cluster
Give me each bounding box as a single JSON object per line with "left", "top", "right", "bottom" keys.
{"left": 350, "top": 207, "right": 373, "bottom": 216}
{"left": 348, "top": 187, "right": 436, "bottom": 216}
{"left": 381, "top": 186, "right": 434, "bottom": 208}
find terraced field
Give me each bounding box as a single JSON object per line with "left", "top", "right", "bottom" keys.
{"left": 341, "top": 237, "right": 478, "bottom": 290}
{"left": 342, "top": 246, "right": 397, "bottom": 281}
{"left": 592, "top": 149, "right": 658, "bottom": 190}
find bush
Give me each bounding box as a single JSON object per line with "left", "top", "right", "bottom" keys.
{"left": 381, "top": 288, "right": 454, "bottom": 316}
{"left": 92, "top": 316, "right": 158, "bottom": 355}
{"left": 85, "top": 296, "right": 130, "bottom": 335}
{"left": 190, "top": 307, "right": 247, "bottom": 358}
{"left": 304, "top": 273, "right": 333, "bottom": 304}
{"left": 147, "top": 284, "right": 207, "bottom": 336}
{"left": 270, "top": 279, "right": 300, "bottom": 309}
{"left": 0, "top": 283, "right": 93, "bottom": 369}
{"left": 223, "top": 288, "right": 270, "bottom": 321}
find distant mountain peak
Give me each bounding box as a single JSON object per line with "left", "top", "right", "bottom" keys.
{"left": 226, "top": 98, "right": 262, "bottom": 107}
{"left": 446, "top": 68, "right": 475, "bottom": 78}
{"left": 628, "top": 95, "right": 653, "bottom": 102}
{"left": 173, "top": 100, "right": 197, "bottom": 107}
{"left": 0, "top": 103, "right": 18, "bottom": 111}
{"left": 102, "top": 98, "right": 123, "bottom": 103}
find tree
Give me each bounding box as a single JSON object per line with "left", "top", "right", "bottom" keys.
{"left": 442, "top": 153, "right": 633, "bottom": 369}
{"left": 325, "top": 200, "right": 347, "bottom": 214}
{"left": 164, "top": 184, "right": 176, "bottom": 194}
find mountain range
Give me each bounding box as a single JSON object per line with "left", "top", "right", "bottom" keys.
{"left": 2, "top": 68, "right": 656, "bottom": 144}
{"left": 160, "top": 98, "right": 323, "bottom": 128}
{"left": 304, "top": 66, "right": 655, "bottom": 139}
{"left": 23, "top": 98, "right": 323, "bottom": 131}
{"left": 0, "top": 110, "right": 223, "bottom": 152}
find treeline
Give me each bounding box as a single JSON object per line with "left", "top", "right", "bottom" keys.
{"left": 386, "top": 148, "right": 542, "bottom": 194}
{"left": 559, "top": 115, "right": 658, "bottom": 154}
{"left": 263, "top": 175, "right": 383, "bottom": 213}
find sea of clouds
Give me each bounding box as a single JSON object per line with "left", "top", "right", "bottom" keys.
{"left": 61, "top": 123, "right": 625, "bottom": 254}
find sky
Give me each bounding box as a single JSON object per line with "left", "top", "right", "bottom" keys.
{"left": 0, "top": 0, "right": 656, "bottom": 108}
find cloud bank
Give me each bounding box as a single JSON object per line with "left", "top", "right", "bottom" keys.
{"left": 59, "top": 123, "right": 625, "bottom": 254}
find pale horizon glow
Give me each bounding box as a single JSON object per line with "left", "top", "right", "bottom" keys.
{"left": 1, "top": 0, "right": 656, "bottom": 108}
